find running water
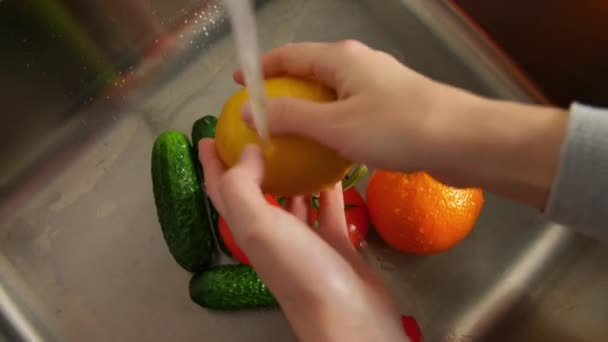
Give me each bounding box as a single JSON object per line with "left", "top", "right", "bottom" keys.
{"left": 223, "top": 0, "right": 269, "bottom": 142}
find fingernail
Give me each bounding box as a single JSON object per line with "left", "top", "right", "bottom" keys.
{"left": 198, "top": 137, "right": 213, "bottom": 150}
{"left": 241, "top": 102, "right": 254, "bottom": 128}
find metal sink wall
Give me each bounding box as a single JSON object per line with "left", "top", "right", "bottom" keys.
{"left": 0, "top": 0, "right": 606, "bottom": 341}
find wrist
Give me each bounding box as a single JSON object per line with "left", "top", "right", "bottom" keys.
{"left": 435, "top": 90, "right": 568, "bottom": 207}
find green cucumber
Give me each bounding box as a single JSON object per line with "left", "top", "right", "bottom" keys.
{"left": 190, "top": 115, "right": 231, "bottom": 256}
{"left": 151, "top": 130, "right": 215, "bottom": 272}
{"left": 189, "top": 265, "right": 278, "bottom": 310}
{"left": 191, "top": 115, "right": 218, "bottom": 151}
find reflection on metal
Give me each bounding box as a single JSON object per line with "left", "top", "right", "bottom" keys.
{"left": 0, "top": 0, "right": 606, "bottom": 341}
{"left": 448, "top": 225, "right": 572, "bottom": 340}
{"left": 0, "top": 255, "right": 60, "bottom": 341}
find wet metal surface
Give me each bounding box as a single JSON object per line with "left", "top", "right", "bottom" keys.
{"left": 0, "top": 0, "right": 606, "bottom": 341}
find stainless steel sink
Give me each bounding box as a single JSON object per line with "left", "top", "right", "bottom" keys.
{"left": 0, "top": 0, "right": 606, "bottom": 341}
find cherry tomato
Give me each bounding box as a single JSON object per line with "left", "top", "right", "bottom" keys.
{"left": 343, "top": 187, "right": 371, "bottom": 248}
{"left": 217, "top": 194, "right": 280, "bottom": 265}
{"left": 309, "top": 188, "right": 371, "bottom": 248}
{"left": 401, "top": 315, "right": 423, "bottom": 342}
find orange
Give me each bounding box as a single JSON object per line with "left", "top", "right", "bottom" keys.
{"left": 366, "top": 170, "right": 484, "bottom": 254}
{"left": 215, "top": 77, "right": 352, "bottom": 196}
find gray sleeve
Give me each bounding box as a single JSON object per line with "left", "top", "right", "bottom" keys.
{"left": 544, "top": 102, "right": 608, "bottom": 240}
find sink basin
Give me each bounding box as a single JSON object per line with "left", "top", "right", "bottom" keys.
{"left": 0, "top": 0, "right": 606, "bottom": 341}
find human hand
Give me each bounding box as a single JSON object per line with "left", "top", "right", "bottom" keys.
{"left": 234, "top": 40, "right": 568, "bottom": 209}
{"left": 233, "top": 40, "right": 469, "bottom": 177}
{"left": 198, "top": 139, "right": 408, "bottom": 342}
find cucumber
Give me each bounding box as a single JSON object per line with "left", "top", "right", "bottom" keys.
{"left": 191, "top": 115, "right": 218, "bottom": 151}
{"left": 189, "top": 264, "right": 278, "bottom": 310}
{"left": 190, "top": 115, "right": 231, "bottom": 256}
{"left": 151, "top": 130, "right": 215, "bottom": 272}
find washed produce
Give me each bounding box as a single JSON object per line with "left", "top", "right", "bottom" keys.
{"left": 191, "top": 115, "right": 218, "bottom": 154}
{"left": 189, "top": 264, "right": 277, "bottom": 310}
{"left": 401, "top": 315, "right": 424, "bottom": 342}
{"left": 190, "top": 115, "right": 223, "bottom": 252}
{"left": 366, "top": 170, "right": 484, "bottom": 254}
{"left": 151, "top": 130, "right": 215, "bottom": 272}
{"left": 215, "top": 76, "right": 353, "bottom": 196}
{"left": 308, "top": 187, "right": 371, "bottom": 249}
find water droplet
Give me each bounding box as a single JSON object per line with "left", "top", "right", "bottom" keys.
{"left": 359, "top": 240, "right": 369, "bottom": 249}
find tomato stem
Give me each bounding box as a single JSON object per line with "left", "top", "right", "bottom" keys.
{"left": 275, "top": 196, "right": 287, "bottom": 207}
{"left": 342, "top": 164, "right": 368, "bottom": 192}
{"left": 311, "top": 196, "right": 320, "bottom": 210}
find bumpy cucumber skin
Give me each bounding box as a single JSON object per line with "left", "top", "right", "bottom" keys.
{"left": 189, "top": 265, "right": 278, "bottom": 310}
{"left": 151, "top": 130, "right": 215, "bottom": 272}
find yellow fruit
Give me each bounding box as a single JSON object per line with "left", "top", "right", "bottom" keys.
{"left": 215, "top": 77, "right": 352, "bottom": 196}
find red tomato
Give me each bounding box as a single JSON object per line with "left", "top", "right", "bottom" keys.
{"left": 218, "top": 194, "right": 280, "bottom": 265}
{"left": 309, "top": 188, "right": 370, "bottom": 248}
{"left": 401, "top": 315, "right": 423, "bottom": 342}
{"left": 343, "top": 187, "right": 370, "bottom": 248}
{"left": 218, "top": 217, "right": 251, "bottom": 265}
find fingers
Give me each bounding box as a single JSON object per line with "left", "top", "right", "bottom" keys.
{"left": 199, "top": 140, "right": 267, "bottom": 226}
{"left": 316, "top": 183, "right": 378, "bottom": 281}
{"left": 242, "top": 96, "right": 347, "bottom": 150}
{"left": 234, "top": 41, "right": 349, "bottom": 88}
{"left": 199, "top": 140, "right": 386, "bottom": 338}
{"left": 198, "top": 139, "right": 228, "bottom": 213}
{"left": 204, "top": 147, "right": 362, "bottom": 317}
{"left": 286, "top": 195, "right": 311, "bottom": 223}
{"left": 216, "top": 145, "right": 268, "bottom": 229}
{"left": 317, "top": 182, "right": 349, "bottom": 248}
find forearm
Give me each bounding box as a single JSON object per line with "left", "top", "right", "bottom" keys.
{"left": 434, "top": 86, "right": 568, "bottom": 209}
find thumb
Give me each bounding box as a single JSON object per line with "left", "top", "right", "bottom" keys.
{"left": 242, "top": 97, "right": 342, "bottom": 146}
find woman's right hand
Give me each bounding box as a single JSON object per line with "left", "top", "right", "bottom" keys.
{"left": 234, "top": 40, "right": 473, "bottom": 178}
{"left": 235, "top": 40, "right": 568, "bottom": 208}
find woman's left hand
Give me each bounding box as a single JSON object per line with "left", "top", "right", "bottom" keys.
{"left": 198, "top": 139, "right": 408, "bottom": 342}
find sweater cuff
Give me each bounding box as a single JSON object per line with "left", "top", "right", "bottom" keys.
{"left": 544, "top": 102, "right": 608, "bottom": 240}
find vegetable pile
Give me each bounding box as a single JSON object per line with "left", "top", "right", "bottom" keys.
{"left": 151, "top": 115, "right": 369, "bottom": 308}
{"left": 151, "top": 114, "right": 425, "bottom": 340}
